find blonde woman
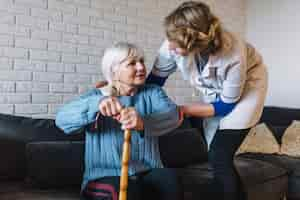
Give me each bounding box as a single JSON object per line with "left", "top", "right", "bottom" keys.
{"left": 147, "top": 1, "right": 268, "bottom": 200}
{"left": 56, "top": 42, "right": 183, "bottom": 200}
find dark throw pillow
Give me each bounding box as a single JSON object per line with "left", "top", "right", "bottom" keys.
{"left": 26, "top": 141, "right": 84, "bottom": 188}
{"left": 159, "top": 128, "right": 208, "bottom": 168}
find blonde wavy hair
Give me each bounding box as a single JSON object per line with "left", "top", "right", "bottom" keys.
{"left": 164, "top": 1, "right": 230, "bottom": 55}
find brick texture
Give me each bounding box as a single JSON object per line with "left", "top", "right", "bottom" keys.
{"left": 0, "top": 0, "right": 246, "bottom": 118}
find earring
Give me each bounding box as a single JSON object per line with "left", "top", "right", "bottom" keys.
{"left": 111, "top": 80, "right": 121, "bottom": 96}
{"left": 192, "top": 87, "right": 199, "bottom": 97}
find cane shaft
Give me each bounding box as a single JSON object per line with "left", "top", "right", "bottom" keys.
{"left": 119, "top": 129, "right": 131, "bottom": 200}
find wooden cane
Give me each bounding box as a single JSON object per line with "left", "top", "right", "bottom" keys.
{"left": 119, "top": 129, "right": 131, "bottom": 200}
{"left": 95, "top": 81, "right": 131, "bottom": 200}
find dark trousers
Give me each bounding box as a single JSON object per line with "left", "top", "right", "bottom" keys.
{"left": 81, "top": 168, "right": 183, "bottom": 200}
{"left": 208, "top": 129, "right": 249, "bottom": 200}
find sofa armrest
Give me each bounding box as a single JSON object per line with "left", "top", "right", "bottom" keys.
{"left": 0, "top": 113, "right": 84, "bottom": 181}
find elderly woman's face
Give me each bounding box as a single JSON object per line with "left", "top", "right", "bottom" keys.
{"left": 115, "top": 56, "right": 146, "bottom": 87}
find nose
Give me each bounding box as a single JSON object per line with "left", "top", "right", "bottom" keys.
{"left": 135, "top": 61, "right": 145, "bottom": 71}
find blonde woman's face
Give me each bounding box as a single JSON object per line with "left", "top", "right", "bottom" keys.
{"left": 115, "top": 56, "right": 147, "bottom": 87}
{"left": 168, "top": 41, "right": 189, "bottom": 56}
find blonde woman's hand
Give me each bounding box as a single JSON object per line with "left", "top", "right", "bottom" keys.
{"left": 95, "top": 81, "right": 108, "bottom": 88}
{"left": 99, "top": 97, "right": 122, "bottom": 117}
{"left": 119, "top": 107, "right": 144, "bottom": 131}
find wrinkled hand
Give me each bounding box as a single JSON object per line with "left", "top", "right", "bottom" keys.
{"left": 119, "top": 107, "right": 144, "bottom": 131}
{"left": 99, "top": 97, "right": 122, "bottom": 117}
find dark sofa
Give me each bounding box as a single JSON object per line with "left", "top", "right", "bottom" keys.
{"left": 0, "top": 106, "right": 298, "bottom": 200}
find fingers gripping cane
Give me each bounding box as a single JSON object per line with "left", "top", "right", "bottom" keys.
{"left": 95, "top": 81, "right": 133, "bottom": 200}
{"left": 119, "top": 128, "right": 131, "bottom": 200}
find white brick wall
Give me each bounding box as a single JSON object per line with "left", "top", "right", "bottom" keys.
{"left": 0, "top": 0, "right": 246, "bottom": 118}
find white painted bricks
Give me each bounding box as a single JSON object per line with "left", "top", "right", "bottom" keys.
{"left": 0, "top": 0, "right": 245, "bottom": 117}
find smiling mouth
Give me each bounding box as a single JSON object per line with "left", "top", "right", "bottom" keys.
{"left": 136, "top": 74, "right": 146, "bottom": 78}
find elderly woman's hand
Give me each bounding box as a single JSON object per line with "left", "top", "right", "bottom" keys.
{"left": 119, "top": 107, "right": 144, "bottom": 131}
{"left": 99, "top": 97, "right": 122, "bottom": 117}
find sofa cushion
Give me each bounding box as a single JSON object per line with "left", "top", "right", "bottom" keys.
{"left": 25, "top": 128, "right": 207, "bottom": 187}
{"left": 159, "top": 128, "right": 207, "bottom": 168}
{"left": 281, "top": 120, "right": 300, "bottom": 157}
{"left": 238, "top": 153, "right": 300, "bottom": 199}
{"left": 267, "top": 125, "right": 287, "bottom": 145}
{"left": 236, "top": 123, "right": 280, "bottom": 155}
{"left": 26, "top": 141, "right": 84, "bottom": 188}
{"left": 178, "top": 157, "right": 288, "bottom": 200}
{"left": 0, "top": 113, "right": 84, "bottom": 180}
{"left": 0, "top": 181, "right": 80, "bottom": 199}
{"left": 23, "top": 117, "right": 205, "bottom": 187}
{"left": 0, "top": 140, "right": 26, "bottom": 180}
{"left": 260, "top": 106, "right": 300, "bottom": 126}
{"left": 0, "top": 113, "right": 84, "bottom": 142}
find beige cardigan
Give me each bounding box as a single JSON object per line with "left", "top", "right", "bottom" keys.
{"left": 152, "top": 31, "right": 268, "bottom": 130}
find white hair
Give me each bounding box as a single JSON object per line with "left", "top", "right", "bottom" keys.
{"left": 101, "top": 42, "right": 144, "bottom": 84}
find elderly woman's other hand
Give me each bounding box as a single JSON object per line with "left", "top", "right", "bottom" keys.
{"left": 119, "top": 107, "right": 144, "bottom": 131}
{"left": 99, "top": 96, "right": 123, "bottom": 117}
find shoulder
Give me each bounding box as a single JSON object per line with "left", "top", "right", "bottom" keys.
{"left": 221, "top": 31, "right": 245, "bottom": 57}
{"left": 159, "top": 40, "right": 170, "bottom": 53}
{"left": 212, "top": 30, "right": 247, "bottom": 66}
{"left": 158, "top": 39, "right": 177, "bottom": 59}
{"left": 222, "top": 32, "right": 263, "bottom": 68}
{"left": 137, "top": 84, "right": 169, "bottom": 101}
{"left": 79, "top": 88, "right": 102, "bottom": 98}
{"left": 136, "top": 84, "right": 175, "bottom": 111}
{"left": 139, "top": 84, "right": 165, "bottom": 94}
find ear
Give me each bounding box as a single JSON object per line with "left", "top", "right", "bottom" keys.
{"left": 112, "top": 65, "right": 122, "bottom": 81}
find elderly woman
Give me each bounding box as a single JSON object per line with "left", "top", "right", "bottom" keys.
{"left": 55, "top": 42, "right": 183, "bottom": 200}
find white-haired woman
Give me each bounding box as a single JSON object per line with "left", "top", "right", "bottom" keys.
{"left": 55, "top": 42, "right": 183, "bottom": 200}
{"left": 146, "top": 1, "right": 268, "bottom": 200}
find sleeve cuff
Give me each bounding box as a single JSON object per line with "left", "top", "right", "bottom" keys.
{"left": 212, "top": 100, "right": 237, "bottom": 117}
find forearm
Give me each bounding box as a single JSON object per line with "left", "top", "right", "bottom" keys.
{"left": 56, "top": 90, "right": 104, "bottom": 134}
{"left": 143, "top": 106, "right": 182, "bottom": 137}
{"left": 180, "top": 103, "right": 215, "bottom": 118}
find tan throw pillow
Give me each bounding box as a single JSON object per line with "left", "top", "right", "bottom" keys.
{"left": 236, "top": 123, "right": 280, "bottom": 155}
{"left": 280, "top": 120, "right": 300, "bottom": 157}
